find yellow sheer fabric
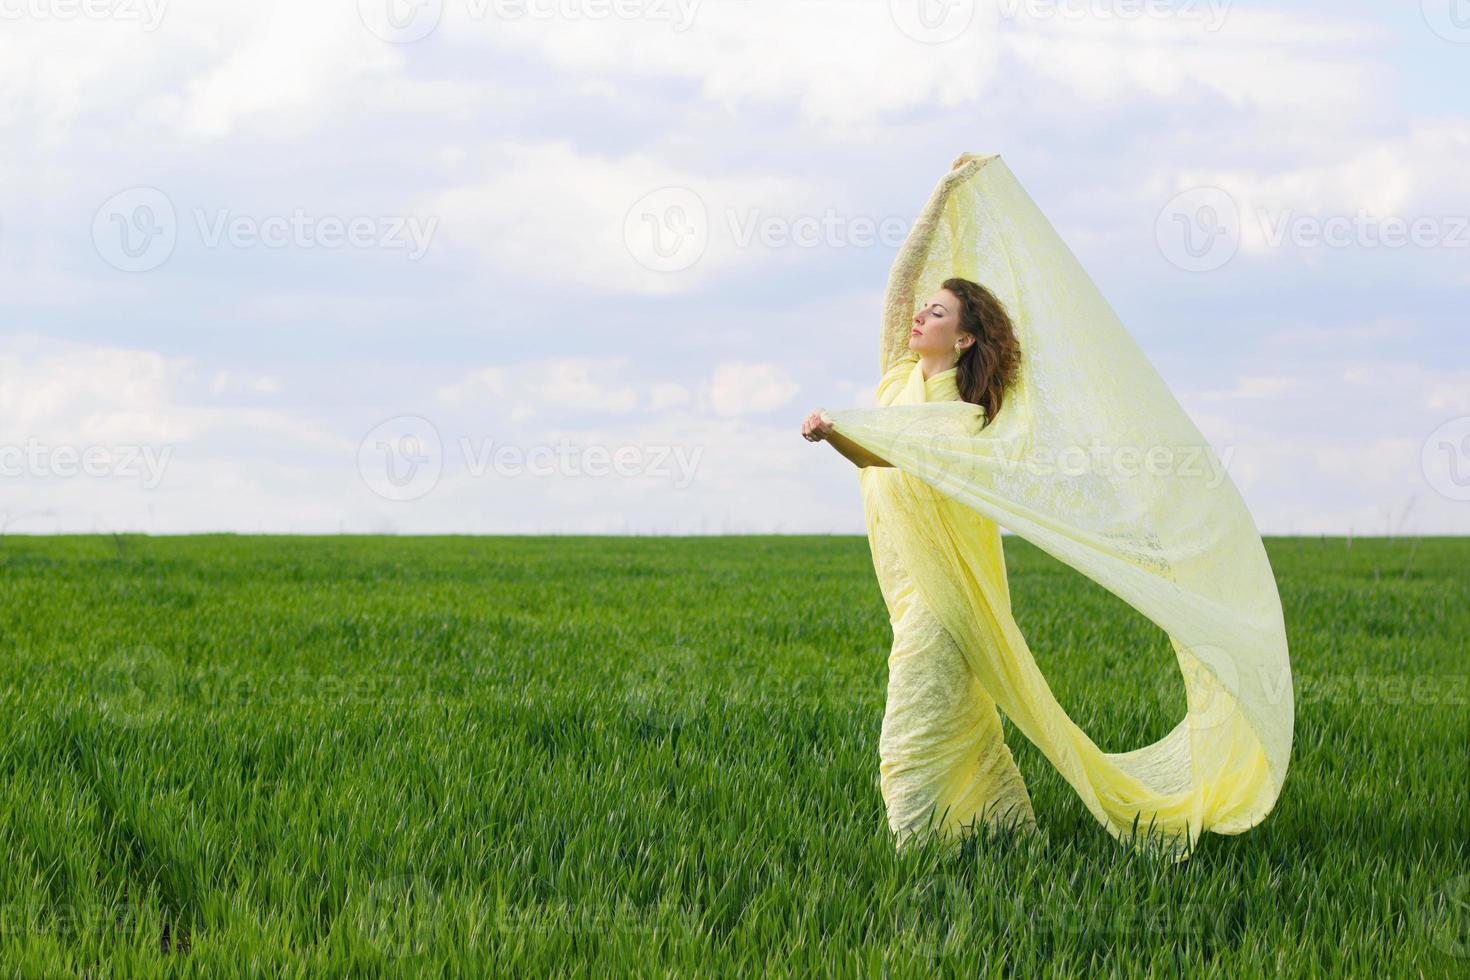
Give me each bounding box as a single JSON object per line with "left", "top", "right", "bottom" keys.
{"left": 823, "top": 154, "right": 1294, "bottom": 861}
{"left": 871, "top": 363, "right": 1042, "bottom": 851}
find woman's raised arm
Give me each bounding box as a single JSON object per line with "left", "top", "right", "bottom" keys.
{"left": 879, "top": 154, "right": 997, "bottom": 375}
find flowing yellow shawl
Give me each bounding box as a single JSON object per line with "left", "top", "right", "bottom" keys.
{"left": 822, "top": 154, "right": 1294, "bottom": 861}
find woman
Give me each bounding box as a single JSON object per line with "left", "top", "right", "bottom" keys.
{"left": 798, "top": 154, "right": 1293, "bottom": 862}
{"left": 803, "top": 278, "right": 1038, "bottom": 852}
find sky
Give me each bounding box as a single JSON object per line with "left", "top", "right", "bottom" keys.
{"left": 1, "top": 0, "right": 1466, "bottom": 536}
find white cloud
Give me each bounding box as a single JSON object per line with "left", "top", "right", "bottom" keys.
{"left": 0, "top": 335, "right": 201, "bottom": 444}
{"left": 435, "top": 355, "right": 643, "bottom": 419}
{"left": 164, "top": 5, "right": 401, "bottom": 140}
{"left": 209, "top": 369, "right": 283, "bottom": 396}
{"left": 428, "top": 139, "right": 812, "bottom": 294}
{"left": 1195, "top": 375, "right": 1292, "bottom": 401}
{"left": 646, "top": 382, "right": 692, "bottom": 411}
{"left": 440, "top": 0, "right": 1002, "bottom": 132}
{"left": 0, "top": 333, "right": 345, "bottom": 451}
{"left": 1001, "top": 7, "right": 1378, "bottom": 113}
{"left": 702, "top": 361, "right": 801, "bottom": 417}
{"left": 0, "top": 335, "right": 360, "bottom": 533}
{"left": 437, "top": 356, "right": 799, "bottom": 422}
{"left": 1175, "top": 336, "right": 1470, "bottom": 535}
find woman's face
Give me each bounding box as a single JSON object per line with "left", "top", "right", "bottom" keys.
{"left": 909, "top": 288, "right": 970, "bottom": 358}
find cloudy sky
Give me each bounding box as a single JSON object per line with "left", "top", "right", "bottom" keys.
{"left": 1, "top": 0, "right": 1466, "bottom": 535}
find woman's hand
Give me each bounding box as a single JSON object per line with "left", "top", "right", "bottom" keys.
{"left": 802, "top": 408, "right": 833, "bottom": 443}
{"left": 804, "top": 409, "right": 890, "bottom": 467}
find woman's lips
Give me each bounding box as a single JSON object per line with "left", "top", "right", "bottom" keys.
{"left": 911, "top": 328, "right": 922, "bottom": 335}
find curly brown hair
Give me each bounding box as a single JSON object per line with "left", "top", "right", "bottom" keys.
{"left": 942, "top": 276, "right": 1022, "bottom": 426}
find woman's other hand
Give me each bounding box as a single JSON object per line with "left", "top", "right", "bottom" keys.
{"left": 802, "top": 409, "right": 833, "bottom": 443}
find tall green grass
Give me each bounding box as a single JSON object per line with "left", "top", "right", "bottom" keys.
{"left": 0, "top": 534, "right": 1464, "bottom": 976}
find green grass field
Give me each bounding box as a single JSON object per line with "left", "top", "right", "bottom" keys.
{"left": 0, "top": 534, "right": 1465, "bottom": 977}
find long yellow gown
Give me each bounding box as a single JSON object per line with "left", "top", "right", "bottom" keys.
{"left": 825, "top": 154, "right": 1295, "bottom": 862}
{"left": 868, "top": 362, "right": 1040, "bottom": 849}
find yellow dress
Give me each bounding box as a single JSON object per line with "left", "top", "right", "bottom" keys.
{"left": 825, "top": 154, "right": 1295, "bottom": 862}
{"left": 869, "top": 363, "right": 1039, "bottom": 849}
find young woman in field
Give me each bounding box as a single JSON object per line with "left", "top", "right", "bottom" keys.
{"left": 798, "top": 154, "right": 1293, "bottom": 861}
{"left": 801, "top": 278, "right": 1038, "bottom": 850}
